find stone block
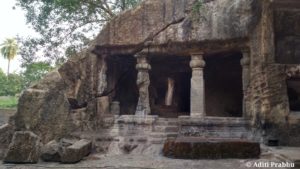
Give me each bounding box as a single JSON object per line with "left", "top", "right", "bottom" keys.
{"left": 0, "top": 124, "right": 14, "bottom": 160}
{"left": 41, "top": 140, "right": 61, "bottom": 162}
{"left": 61, "top": 139, "right": 92, "bottom": 163}
{"left": 4, "top": 131, "right": 41, "bottom": 163}
{"left": 163, "top": 137, "right": 260, "bottom": 159}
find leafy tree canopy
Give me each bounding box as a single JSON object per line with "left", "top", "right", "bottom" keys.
{"left": 0, "top": 69, "right": 23, "bottom": 96}
{"left": 16, "top": 0, "right": 142, "bottom": 66}
{"left": 21, "top": 61, "right": 54, "bottom": 88}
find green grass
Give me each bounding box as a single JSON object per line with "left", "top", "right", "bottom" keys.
{"left": 0, "top": 96, "right": 18, "bottom": 109}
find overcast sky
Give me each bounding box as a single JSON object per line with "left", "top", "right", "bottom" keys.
{"left": 0, "top": 0, "right": 36, "bottom": 74}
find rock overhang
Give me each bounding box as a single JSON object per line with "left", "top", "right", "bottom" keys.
{"left": 93, "top": 0, "right": 261, "bottom": 56}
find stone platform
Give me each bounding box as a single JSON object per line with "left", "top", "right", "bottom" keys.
{"left": 163, "top": 137, "right": 260, "bottom": 159}
{"left": 178, "top": 116, "right": 254, "bottom": 140}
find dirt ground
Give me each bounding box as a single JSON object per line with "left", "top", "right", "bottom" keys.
{"left": 0, "top": 146, "right": 299, "bottom": 169}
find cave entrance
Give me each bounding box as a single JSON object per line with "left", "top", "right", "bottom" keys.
{"left": 287, "top": 78, "right": 300, "bottom": 112}
{"left": 204, "top": 52, "right": 243, "bottom": 117}
{"left": 149, "top": 55, "right": 191, "bottom": 118}
{"left": 106, "top": 55, "right": 138, "bottom": 115}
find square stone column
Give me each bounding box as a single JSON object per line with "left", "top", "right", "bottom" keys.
{"left": 241, "top": 49, "right": 250, "bottom": 117}
{"left": 135, "top": 53, "right": 151, "bottom": 116}
{"left": 190, "top": 52, "right": 206, "bottom": 117}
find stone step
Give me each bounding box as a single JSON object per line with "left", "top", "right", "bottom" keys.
{"left": 180, "top": 128, "right": 251, "bottom": 139}
{"left": 149, "top": 138, "right": 166, "bottom": 144}
{"left": 150, "top": 132, "right": 166, "bottom": 138}
{"left": 178, "top": 116, "right": 252, "bottom": 139}
{"left": 165, "top": 126, "right": 179, "bottom": 132}
{"left": 153, "top": 125, "right": 179, "bottom": 132}
{"left": 179, "top": 116, "right": 250, "bottom": 127}
{"left": 166, "top": 132, "right": 178, "bottom": 138}
{"left": 71, "top": 132, "right": 119, "bottom": 142}
{"left": 155, "top": 118, "right": 178, "bottom": 126}
{"left": 150, "top": 132, "right": 178, "bottom": 138}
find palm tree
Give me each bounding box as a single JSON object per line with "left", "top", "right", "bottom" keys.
{"left": 0, "top": 38, "right": 18, "bottom": 75}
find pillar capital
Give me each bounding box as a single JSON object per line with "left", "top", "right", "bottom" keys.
{"left": 190, "top": 52, "right": 206, "bottom": 69}
{"left": 134, "top": 52, "right": 147, "bottom": 58}
{"left": 135, "top": 53, "right": 151, "bottom": 71}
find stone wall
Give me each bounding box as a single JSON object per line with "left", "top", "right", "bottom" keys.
{"left": 248, "top": 0, "right": 300, "bottom": 146}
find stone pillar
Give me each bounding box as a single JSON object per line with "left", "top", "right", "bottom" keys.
{"left": 241, "top": 49, "right": 250, "bottom": 117}
{"left": 97, "top": 55, "right": 107, "bottom": 96}
{"left": 190, "top": 52, "right": 206, "bottom": 117}
{"left": 135, "top": 53, "right": 151, "bottom": 116}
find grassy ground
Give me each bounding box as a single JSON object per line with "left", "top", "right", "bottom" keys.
{"left": 0, "top": 96, "right": 18, "bottom": 109}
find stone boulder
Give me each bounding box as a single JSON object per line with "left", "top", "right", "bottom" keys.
{"left": 60, "top": 139, "right": 92, "bottom": 163}
{"left": 41, "top": 138, "right": 85, "bottom": 163}
{"left": 13, "top": 52, "right": 100, "bottom": 143}
{"left": 0, "top": 124, "right": 14, "bottom": 159}
{"left": 14, "top": 71, "right": 74, "bottom": 143}
{"left": 4, "top": 131, "right": 41, "bottom": 163}
{"left": 40, "top": 140, "right": 61, "bottom": 162}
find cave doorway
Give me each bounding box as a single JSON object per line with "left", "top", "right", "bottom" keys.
{"left": 204, "top": 52, "right": 243, "bottom": 117}
{"left": 106, "top": 55, "right": 138, "bottom": 115}
{"left": 149, "top": 55, "right": 191, "bottom": 118}
{"left": 287, "top": 78, "right": 300, "bottom": 112}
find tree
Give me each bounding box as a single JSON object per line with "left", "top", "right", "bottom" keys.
{"left": 0, "top": 69, "right": 23, "bottom": 96}
{"left": 16, "top": 0, "right": 142, "bottom": 65}
{"left": 21, "top": 61, "right": 54, "bottom": 88}
{"left": 0, "top": 38, "right": 18, "bottom": 75}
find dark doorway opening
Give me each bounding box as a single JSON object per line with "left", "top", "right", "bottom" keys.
{"left": 150, "top": 55, "right": 191, "bottom": 118}
{"left": 106, "top": 55, "right": 138, "bottom": 115}
{"left": 287, "top": 79, "right": 300, "bottom": 111}
{"left": 204, "top": 51, "right": 243, "bottom": 117}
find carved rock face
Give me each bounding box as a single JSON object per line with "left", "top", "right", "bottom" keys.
{"left": 95, "top": 0, "right": 259, "bottom": 47}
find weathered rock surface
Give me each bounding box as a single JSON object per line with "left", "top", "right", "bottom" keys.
{"left": 11, "top": 50, "right": 101, "bottom": 143}
{"left": 163, "top": 137, "right": 260, "bottom": 159}
{"left": 4, "top": 131, "right": 41, "bottom": 163}
{"left": 0, "top": 124, "right": 14, "bottom": 159}
{"left": 60, "top": 139, "right": 92, "bottom": 163}
{"left": 41, "top": 140, "right": 60, "bottom": 162}
{"left": 41, "top": 138, "right": 89, "bottom": 163}
{"left": 13, "top": 71, "right": 73, "bottom": 143}
{"left": 95, "top": 0, "right": 259, "bottom": 47}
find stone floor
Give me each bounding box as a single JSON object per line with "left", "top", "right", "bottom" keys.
{"left": 1, "top": 146, "right": 299, "bottom": 169}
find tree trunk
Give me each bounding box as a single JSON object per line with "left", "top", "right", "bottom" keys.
{"left": 7, "top": 59, "right": 10, "bottom": 75}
